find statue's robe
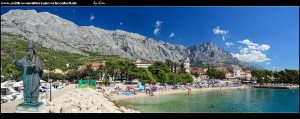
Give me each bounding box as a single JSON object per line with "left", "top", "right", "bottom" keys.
{"left": 14, "top": 55, "right": 43, "bottom": 104}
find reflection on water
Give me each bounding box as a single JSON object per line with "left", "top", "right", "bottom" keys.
{"left": 115, "top": 88, "right": 299, "bottom": 113}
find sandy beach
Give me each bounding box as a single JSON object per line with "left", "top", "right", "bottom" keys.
{"left": 112, "top": 86, "right": 248, "bottom": 101}
{"left": 1, "top": 84, "right": 248, "bottom": 113}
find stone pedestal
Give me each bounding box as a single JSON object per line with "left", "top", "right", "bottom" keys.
{"left": 15, "top": 102, "right": 47, "bottom": 113}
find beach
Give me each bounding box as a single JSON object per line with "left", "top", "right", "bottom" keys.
{"left": 1, "top": 85, "right": 247, "bottom": 113}
{"left": 112, "top": 86, "right": 248, "bottom": 101}
{"left": 114, "top": 87, "right": 299, "bottom": 113}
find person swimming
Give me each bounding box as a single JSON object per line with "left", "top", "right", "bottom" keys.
{"left": 209, "top": 104, "right": 215, "bottom": 108}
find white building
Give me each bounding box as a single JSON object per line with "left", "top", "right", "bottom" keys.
{"left": 134, "top": 59, "right": 153, "bottom": 69}
{"left": 233, "top": 69, "right": 243, "bottom": 78}
{"left": 183, "top": 57, "right": 190, "bottom": 73}
{"left": 227, "top": 65, "right": 243, "bottom": 78}
{"left": 243, "top": 70, "right": 252, "bottom": 80}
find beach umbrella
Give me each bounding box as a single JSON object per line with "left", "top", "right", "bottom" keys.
{"left": 136, "top": 84, "right": 144, "bottom": 90}
{"left": 128, "top": 85, "right": 135, "bottom": 89}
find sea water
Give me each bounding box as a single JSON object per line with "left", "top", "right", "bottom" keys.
{"left": 115, "top": 88, "right": 299, "bottom": 113}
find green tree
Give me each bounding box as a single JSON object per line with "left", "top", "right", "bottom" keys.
{"left": 284, "top": 69, "right": 299, "bottom": 84}
{"left": 156, "top": 69, "right": 169, "bottom": 83}
{"left": 82, "top": 64, "right": 95, "bottom": 80}
{"left": 179, "top": 73, "right": 193, "bottom": 84}
{"left": 168, "top": 73, "right": 180, "bottom": 84}
{"left": 118, "top": 60, "right": 136, "bottom": 81}
{"left": 131, "top": 67, "right": 146, "bottom": 79}
{"left": 263, "top": 70, "right": 273, "bottom": 83}
{"left": 206, "top": 68, "right": 218, "bottom": 79}
{"left": 148, "top": 61, "right": 171, "bottom": 82}
{"left": 67, "top": 69, "right": 80, "bottom": 81}
{"left": 144, "top": 70, "right": 156, "bottom": 84}
{"left": 273, "top": 71, "right": 281, "bottom": 83}
{"left": 148, "top": 61, "right": 171, "bottom": 73}
{"left": 3, "top": 64, "right": 21, "bottom": 81}
{"left": 106, "top": 60, "right": 118, "bottom": 81}
{"left": 251, "top": 70, "right": 264, "bottom": 83}
{"left": 96, "top": 65, "right": 106, "bottom": 80}
{"left": 216, "top": 71, "right": 225, "bottom": 79}
{"left": 278, "top": 70, "right": 287, "bottom": 83}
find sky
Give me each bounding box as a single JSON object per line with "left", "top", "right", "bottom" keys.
{"left": 1, "top": 6, "right": 299, "bottom": 71}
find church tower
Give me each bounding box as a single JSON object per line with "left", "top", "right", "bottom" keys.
{"left": 183, "top": 56, "right": 190, "bottom": 73}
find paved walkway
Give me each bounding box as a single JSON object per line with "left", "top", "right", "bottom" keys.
{"left": 1, "top": 84, "right": 76, "bottom": 113}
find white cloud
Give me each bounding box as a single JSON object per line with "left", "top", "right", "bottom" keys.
{"left": 239, "top": 47, "right": 250, "bottom": 54}
{"left": 266, "top": 62, "right": 270, "bottom": 65}
{"left": 258, "top": 44, "right": 271, "bottom": 51}
{"left": 232, "top": 50, "right": 271, "bottom": 62}
{"left": 225, "top": 42, "right": 234, "bottom": 47}
{"left": 238, "top": 39, "right": 258, "bottom": 46}
{"left": 120, "top": 22, "right": 123, "bottom": 26}
{"left": 238, "top": 39, "right": 270, "bottom": 51}
{"left": 213, "top": 26, "right": 229, "bottom": 35}
{"left": 154, "top": 20, "right": 163, "bottom": 36}
{"left": 169, "top": 33, "right": 175, "bottom": 38}
{"left": 213, "top": 26, "right": 229, "bottom": 40}
{"left": 90, "top": 14, "right": 95, "bottom": 21}
{"left": 232, "top": 39, "right": 271, "bottom": 63}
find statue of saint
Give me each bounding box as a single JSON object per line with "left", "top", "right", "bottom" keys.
{"left": 11, "top": 40, "right": 43, "bottom": 105}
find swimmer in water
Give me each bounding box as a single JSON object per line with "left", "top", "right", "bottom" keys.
{"left": 230, "top": 106, "right": 234, "bottom": 109}
{"left": 209, "top": 104, "right": 214, "bottom": 108}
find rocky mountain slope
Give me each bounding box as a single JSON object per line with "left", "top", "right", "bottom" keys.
{"left": 1, "top": 9, "right": 187, "bottom": 63}
{"left": 188, "top": 42, "right": 240, "bottom": 66}
{"left": 1, "top": 10, "right": 264, "bottom": 70}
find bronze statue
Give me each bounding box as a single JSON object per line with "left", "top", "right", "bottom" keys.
{"left": 11, "top": 40, "right": 43, "bottom": 105}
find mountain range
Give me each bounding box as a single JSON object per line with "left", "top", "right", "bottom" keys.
{"left": 1, "top": 10, "right": 264, "bottom": 70}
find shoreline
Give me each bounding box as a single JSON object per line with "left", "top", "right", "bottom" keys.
{"left": 112, "top": 86, "right": 247, "bottom": 101}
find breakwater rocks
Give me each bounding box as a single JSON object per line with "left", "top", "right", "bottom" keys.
{"left": 45, "top": 88, "right": 140, "bottom": 113}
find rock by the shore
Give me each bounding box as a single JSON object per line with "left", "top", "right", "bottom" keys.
{"left": 45, "top": 88, "right": 136, "bottom": 113}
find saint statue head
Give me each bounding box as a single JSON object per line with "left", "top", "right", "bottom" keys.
{"left": 27, "top": 40, "right": 36, "bottom": 61}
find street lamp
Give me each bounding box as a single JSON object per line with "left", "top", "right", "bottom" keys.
{"left": 48, "top": 79, "right": 53, "bottom": 102}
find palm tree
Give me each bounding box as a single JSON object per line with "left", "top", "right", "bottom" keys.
{"left": 83, "top": 64, "right": 94, "bottom": 80}
{"left": 97, "top": 65, "right": 106, "bottom": 81}
{"left": 123, "top": 61, "right": 136, "bottom": 81}
{"left": 107, "top": 61, "right": 118, "bottom": 81}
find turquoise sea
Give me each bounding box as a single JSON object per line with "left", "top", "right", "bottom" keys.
{"left": 115, "top": 88, "right": 299, "bottom": 113}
